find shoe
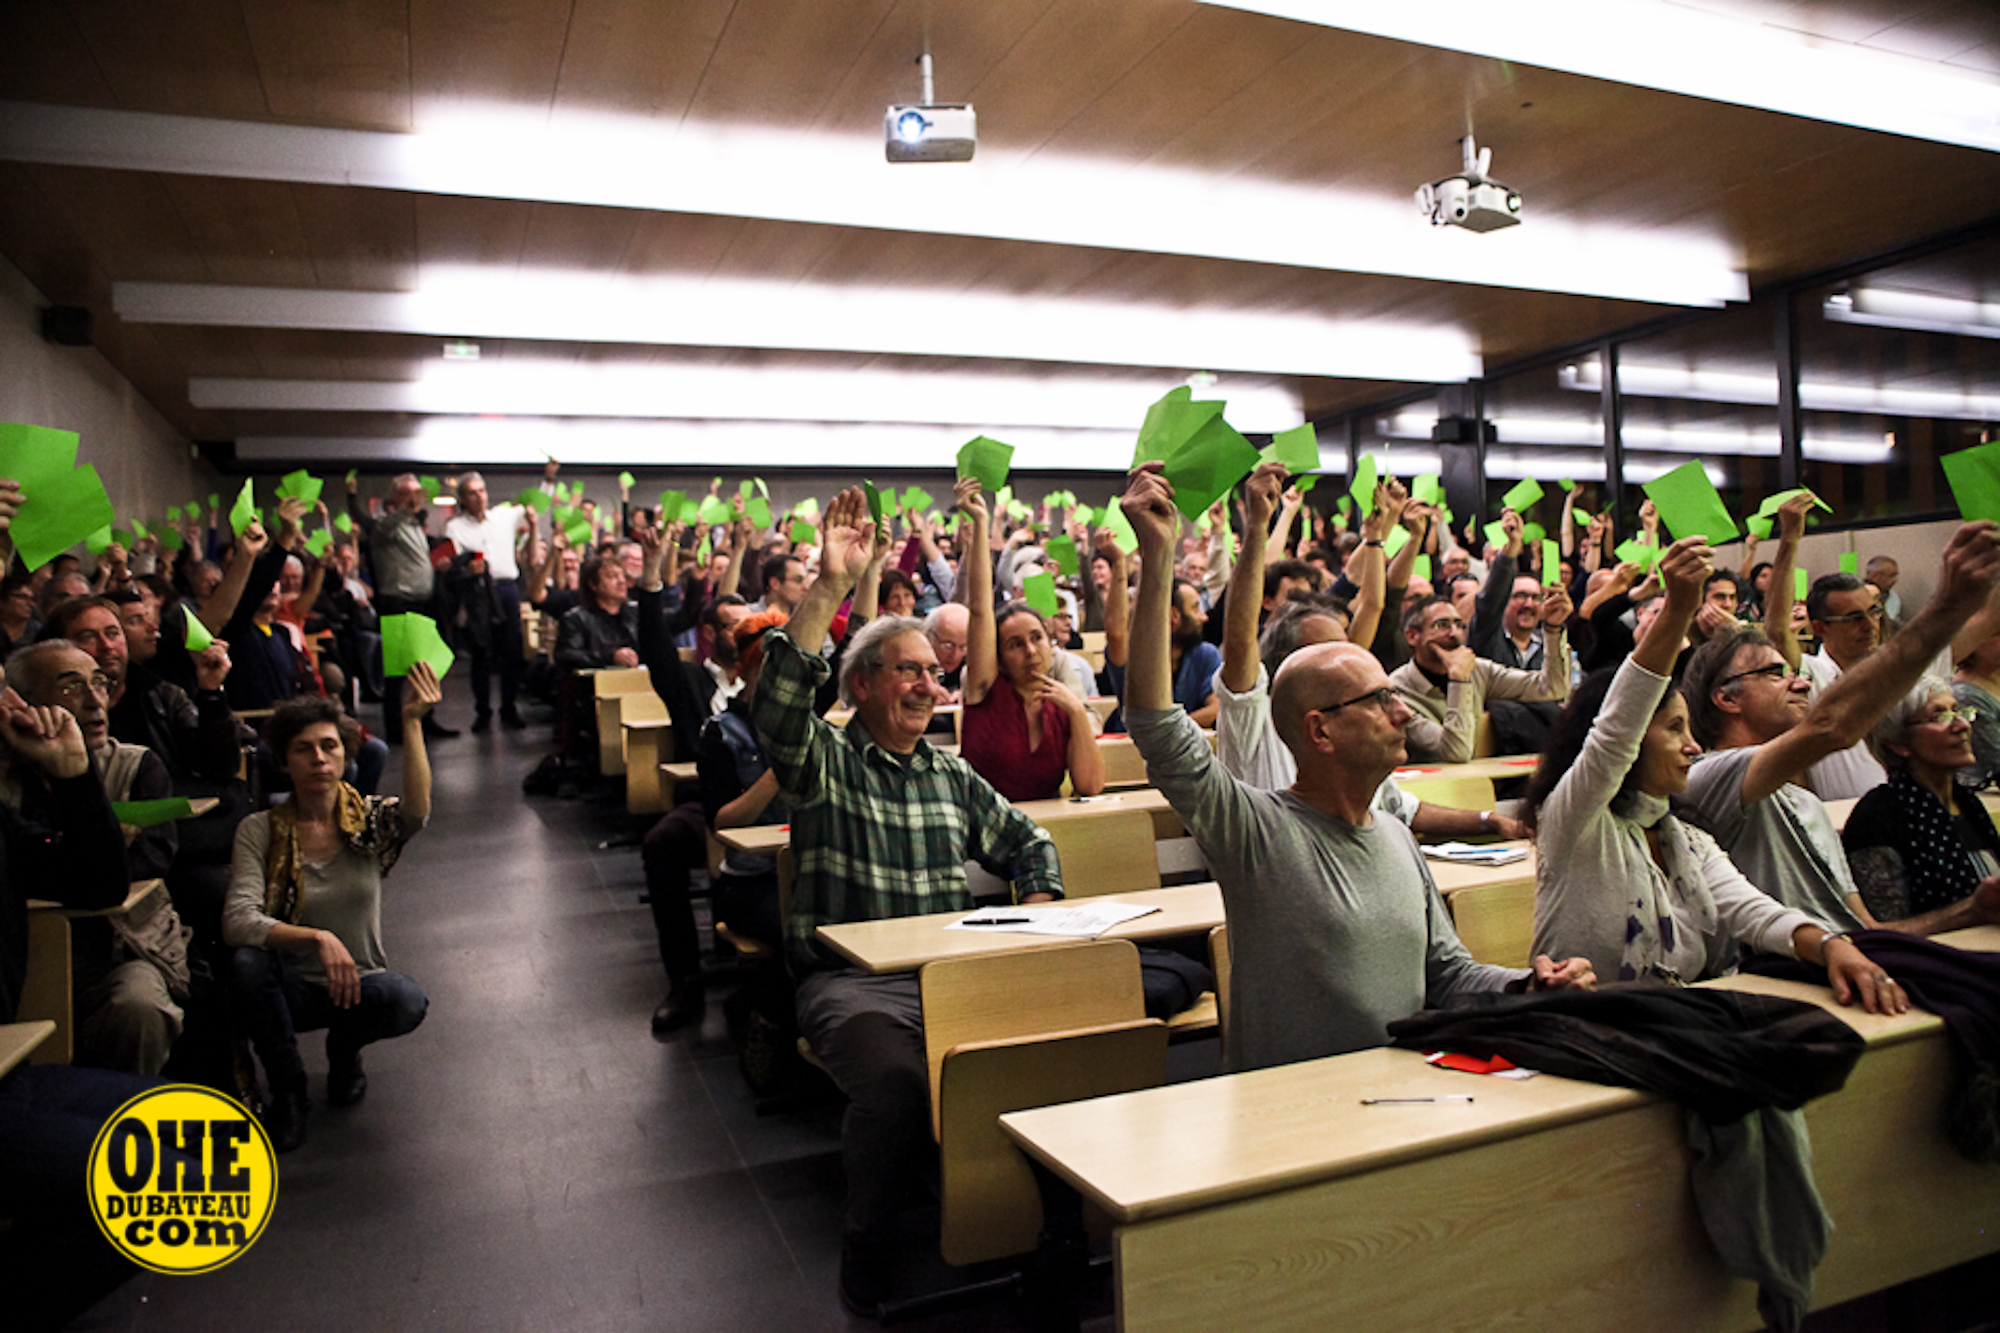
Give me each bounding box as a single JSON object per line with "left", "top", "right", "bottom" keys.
{"left": 838, "top": 1236, "right": 893, "bottom": 1319}
{"left": 650, "top": 983, "right": 705, "bottom": 1037}
{"left": 500, "top": 709, "right": 528, "bottom": 731}
{"left": 423, "top": 720, "right": 460, "bottom": 740}
{"left": 471, "top": 713, "right": 493, "bottom": 733}
{"left": 265, "top": 1079, "right": 310, "bottom": 1153}
{"left": 327, "top": 1049, "right": 368, "bottom": 1107}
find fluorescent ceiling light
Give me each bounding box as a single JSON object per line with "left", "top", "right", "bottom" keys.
{"left": 0, "top": 100, "right": 1746, "bottom": 307}
{"left": 1823, "top": 287, "right": 2000, "bottom": 342}
{"left": 1204, "top": 1, "right": 2000, "bottom": 152}
{"left": 1561, "top": 359, "right": 2000, "bottom": 422}
{"left": 1377, "top": 405, "right": 1893, "bottom": 461}
{"left": 190, "top": 364, "right": 1304, "bottom": 434}
{"left": 235, "top": 418, "right": 1150, "bottom": 473}
{"left": 124, "top": 272, "right": 1476, "bottom": 384}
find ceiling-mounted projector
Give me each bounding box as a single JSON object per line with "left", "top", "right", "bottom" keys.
{"left": 1416, "top": 135, "right": 1522, "bottom": 233}
{"left": 886, "top": 53, "right": 975, "bottom": 163}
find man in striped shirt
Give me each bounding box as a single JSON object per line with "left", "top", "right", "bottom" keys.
{"left": 751, "top": 485, "right": 1062, "bottom": 1317}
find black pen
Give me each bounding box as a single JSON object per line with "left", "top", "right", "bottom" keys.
{"left": 964, "top": 916, "right": 1031, "bottom": 926}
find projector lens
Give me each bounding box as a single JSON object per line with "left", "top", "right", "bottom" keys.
{"left": 896, "top": 111, "right": 930, "bottom": 142}
{"left": 1507, "top": 193, "right": 1522, "bottom": 212}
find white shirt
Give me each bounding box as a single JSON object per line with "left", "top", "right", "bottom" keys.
{"left": 444, "top": 505, "right": 528, "bottom": 581}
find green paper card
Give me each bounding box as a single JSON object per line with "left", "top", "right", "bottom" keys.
{"left": 1796, "top": 567, "right": 1810, "bottom": 599}
{"left": 12, "top": 464, "right": 116, "bottom": 571}
{"left": 184, "top": 614, "right": 213, "bottom": 654}
{"left": 739, "top": 479, "right": 755, "bottom": 499}
{"left": 1335, "top": 495, "right": 1352, "bottom": 516}
{"left": 1046, "top": 535, "right": 1080, "bottom": 577}
{"left": 419, "top": 475, "right": 442, "bottom": 501}
{"left": 747, "top": 497, "right": 772, "bottom": 530}
{"left": 862, "top": 480, "right": 885, "bottom": 523}
{"left": 229, "top": 480, "right": 257, "bottom": 537}
{"left": 208, "top": 493, "right": 221, "bottom": 511}
{"left": 697, "top": 495, "right": 731, "bottom": 527}
{"left": 1100, "top": 498, "right": 1137, "bottom": 553}
{"left": 1295, "top": 475, "right": 1319, "bottom": 495}
{"left": 794, "top": 497, "right": 819, "bottom": 519}
{"left": 1412, "top": 472, "right": 1443, "bottom": 506}
{"left": 1384, "top": 526, "right": 1412, "bottom": 559}
{"left": 334, "top": 511, "right": 355, "bottom": 533}
{"left": 1021, "top": 571, "right": 1060, "bottom": 617}
{"left": 1942, "top": 443, "right": 2000, "bottom": 523}
{"left": 0, "top": 421, "right": 80, "bottom": 486}
{"left": 1483, "top": 519, "right": 1509, "bottom": 550}
{"left": 517, "top": 488, "right": 553, "bottom": 513}
{"left": 1133, "top": 387, "right": 1260, "bottom": 521}
{"left": 790, "top": 519, "right": 817, "bottom": 545}
{"left": 1643, "top": 461, "right": 1738, "bottom": 543}
{"left": 1261, "top": 423, "right": 1319, "bottom": 474}
{"left": 1500, "top": 478, "right": 1544, "bottom": 514}
{"left": 276, "top": 469, "right": 323, "bottom": 509}
{"left": 111, "top": 528, "right": 134, "bottom": 552}
{"left": 160, "top": 529, "right": 183, "bottom": 553}
{"left": 345, "top": 469, "right": 358, "bottom": 484}
{"left": 1522, "top": 521, "right": 1546, "bottom": 546}
{"left": 658, "top": 489, "right": 687, "bottom": 521}
{"left": 1755, "top": 487, "right": 1833, "bottom": 517}
{"left": 678, "top": 498, "right": 702, "bottom": 527}
{"left": 1746, "top": 515, "right": 1772, "bottom": 541}
{"left": 305, "top": 530, "right": 332, "bottom": 558}
{"left": 112, "top": 798, "right": 196, "bottom": 829}
{"left": 1348, "top": 454, "right": 1378, "bottom": 512}
{"left": 1542, "top": 540, "right": 1562, "bottom": 587}
{"left": 619, "top": 471, "right": 636, "bottom": 492}
{"left": 380, "top": 612, "right": 455, "bottom": 681}
{"left": 86, "top": 525, "right": 113, "bottom": 554}
{"left": 1573, "top": 510, "right": 1593, "bottom": 528}
{"left": 1614, "top": 539, "right": 1659, "bottom": 572}
{"left": 1838, "top": 552, "right": 1859, "bottom": 575}
{"left": 957, "top": 436, "right": 1014, "bottom": 492}
{"left": 995, "top": 485, "right": 1013, "bottom": 518}
{"left": 902, "top": 487, "right": 933, "bottom": 514}
{"left": 1412, "top": 554, "right": 1431, "bottom": 581}
{"left": 1557, "top": 478, "right": 1576, "bottom": 492}
{"left": 166, "top": 505, "right": 181, "bottom": 522}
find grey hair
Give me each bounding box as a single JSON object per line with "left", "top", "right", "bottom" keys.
{"left": 1259, "top": 593, "right": 1350, "bottom": 679}
{"left": 1865, "top": 675, "right": 1954, "bottom": 772}
{"left": 839, "top": 615, "right": 929, "bottom": 707}
{"left": 455, "top": 470, "right": 485, "bottom": 506}
{"left": 5, "top": 640, "right": 87, "bottom": 702}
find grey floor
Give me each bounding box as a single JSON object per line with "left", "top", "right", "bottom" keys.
{"left": 64, "top": 696, "right": 2000, "bottom": 1332}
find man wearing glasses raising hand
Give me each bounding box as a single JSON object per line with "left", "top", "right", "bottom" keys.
{"left": 1121, "top": 463, "right": 1592, "bottom": 1082}
{"left": 1387, "top": 580, "right": 1573, "bottom": 763}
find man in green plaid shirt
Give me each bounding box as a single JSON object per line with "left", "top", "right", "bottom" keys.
{"left": 751, "top": 485, "right": 1062, "bottom": 1316}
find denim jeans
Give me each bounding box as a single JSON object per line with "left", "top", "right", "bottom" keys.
{"left": 229, "top": 946, "right": 428, "bottom": 1088}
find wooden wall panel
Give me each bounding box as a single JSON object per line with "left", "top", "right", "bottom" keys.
{"left": 158, "top": 177, "right": 318, "bottom": 288}
{"left": 239, "top": 0, "right": 414, "bottom": 131}
{"left": 412, "top": 195, "right": 532, "bottom": 270}
{"left": 22, "top": 167, "right": 210, "bottom": 284}
{"left": 63, "top": 0, "right": 270, "bottom": 120}
{"left": 292, "top": 184, "right": 419, "bottom": 291}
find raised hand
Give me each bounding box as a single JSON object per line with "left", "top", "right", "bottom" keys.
{"left": 0, "top": 688, "right": 89, "bottom": 778}
{"left": 1120, "top": 463, "right": 1179, "bottom": 557}
{"left": 1242, "top": 461, "right": 1286, "bottom": 531}
{"left": 194, "top": 640, "right": 232, "bottom": 692}
{"left": 1774, "top": 489, "right": 1819, "bottom": 543}
{"left": 1541, "top": 582, "right": 1573, "bottom": 628}
{"left": 1499, "top": 508, "right": 1524, "bottom": 554}
{"left": 1933, "top": 520, "right": 2000, "bottom": 619}
{"left": 818, "top": 487, "right": 877, "bottom": 594}
{"left": 401, "top": 660, "right": 442, "bottom": 723}
{"left": 953, "top": 476, "right": 989, "bottom": 528}
{"left": 1657, "top": 535, "right": 1714, "bottom": 605}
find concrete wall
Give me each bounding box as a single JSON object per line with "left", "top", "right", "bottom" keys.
{"left": 0, "top": 254, "right": 216, "bottom": 535}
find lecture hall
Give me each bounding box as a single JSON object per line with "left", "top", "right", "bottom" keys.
{"left": 4, "top": 3, "right": 2000, "bottom": 1330}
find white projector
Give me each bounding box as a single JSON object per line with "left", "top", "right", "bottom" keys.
{"left": 885, "top": 103, "right": 976, "bottom": 163}
{"left": 1416, "top": 136, "right": 1522, "bottom": 233}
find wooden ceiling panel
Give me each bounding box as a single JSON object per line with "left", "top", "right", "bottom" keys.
{"left": 680, "top": 0, "right": 897, "bottom": 128}
{"left": 64, "top": 0, "right": 270, "bottom": 120}
{"left": 0, "top": 2, "right": 116, "bottom": 106}
{"left": 291, "top": 184, "right": 419, "bottom": 290}
{"left": 619, "top": 212, "right": 751, "bottom": 280}
{"left": 141, "top": 323, "right": 268, "bottom": 380}
{"left": 22, "top": 166, "right": 211, "bottom": 284}
{"left": 808, "top": 0, "right": 1069, "bottom": 139}
{"left": 412, "top": 195, "right": 532, "bottom": 271}
{"left": 157, "top": 177, "right": 318, "bottom": 288}
{"left": 238, "top": 0, "right": 413, "bottom": 131}
{"left": 408, "top": 0, "right": 572, "bottom": 114}
{"left": 707, "top": 217, "right": 866, "bottom": 286}
{"left": 516, "top": 201, "right": 645, "bottom": 274}
{"left": 550, "top": 0, "right": 735, "bottom": 123}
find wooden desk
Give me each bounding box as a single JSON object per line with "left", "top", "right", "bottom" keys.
{"left": 815, "top": 882, "right": 1223, "bottom": 974}
{"left": 0, "top": 1020, "right": 54, "bottom": 1078}
{"left": 715, "top": 786, "right": 1185, "bottom": 858}
{"left": 1391, "top": 753, "right": 1541, "bottom": 784}
{"left": 1002, "top": 934, "right": 2000, "bottom": 1333}
{"left": 622, "top": 717, "right": 675, "bottom": 815}
{"left": 22, "top": 880, "right": 165, "bottom": 1066}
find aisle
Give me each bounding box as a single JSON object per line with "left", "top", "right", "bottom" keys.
{"left": 79, "top": 719, "right": 871, "bottom": 1331}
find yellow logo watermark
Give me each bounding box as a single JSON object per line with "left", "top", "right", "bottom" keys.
{"left": 87, "top": 1084, "right": 276, "bottom": 1274}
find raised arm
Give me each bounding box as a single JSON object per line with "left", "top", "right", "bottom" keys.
{"left": 1099, "top": 528, "right": 1133, "bottom": 670}
{"left": 957, "top": 479, "right": 999, "bottom": 705}
{"left": 1633, "top": 536, "right": 1710, "bottom": 678}
{"left": 1122, "top": 464, "right": 1180, "bottom": 713}
{"left": 201, "top": 519, "right": 273, "bottom": 633}
{"left": 1345, "top": 505, "right": 1388, "bottom": 650}
{"left": 1760, "top": 491, "right": 1812, "bottom": 670}
{"left": 1220, "top": 463, "right": 1285, "bottom": 694}
{"left": 1734, "top": 520, "right": 2000, "bottom": 806}
{"left": 398, "top": 661, "right": 439, "bottom": 821}
{"left": 785, "top": 487, "right": 873, "bottom": 656}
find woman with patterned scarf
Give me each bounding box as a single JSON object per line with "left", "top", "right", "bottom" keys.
{"left": 1523, "top": 535, "right": 1905, "bottom": 1011}
{"left": 223, "top": 662, "right": 440, "bottom": 1152}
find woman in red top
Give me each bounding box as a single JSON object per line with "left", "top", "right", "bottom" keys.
{"left": 955, "top": 478, "right": 1105, "bottom": 802}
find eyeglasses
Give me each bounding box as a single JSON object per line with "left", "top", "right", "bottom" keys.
{"left": 886, "top": 662, "right": 947, "bottom": 684}
{"left": 1914, "top": 706, "right": 1979, "bottom": 728}
{"left": 1817, "top": 606, "right": 1886, "bottom": 626}
{"left": 1423, "top": 616, "right": 1467, "bottom": 633}
{"left": 1310, "top": 685, "right": 1403, "bottom": 716}
{"left": 1718, "top": 662, "right": 1799, "bottom": 687}
{"left": 52, "top": 673, "right": 112, "bottom": 703}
